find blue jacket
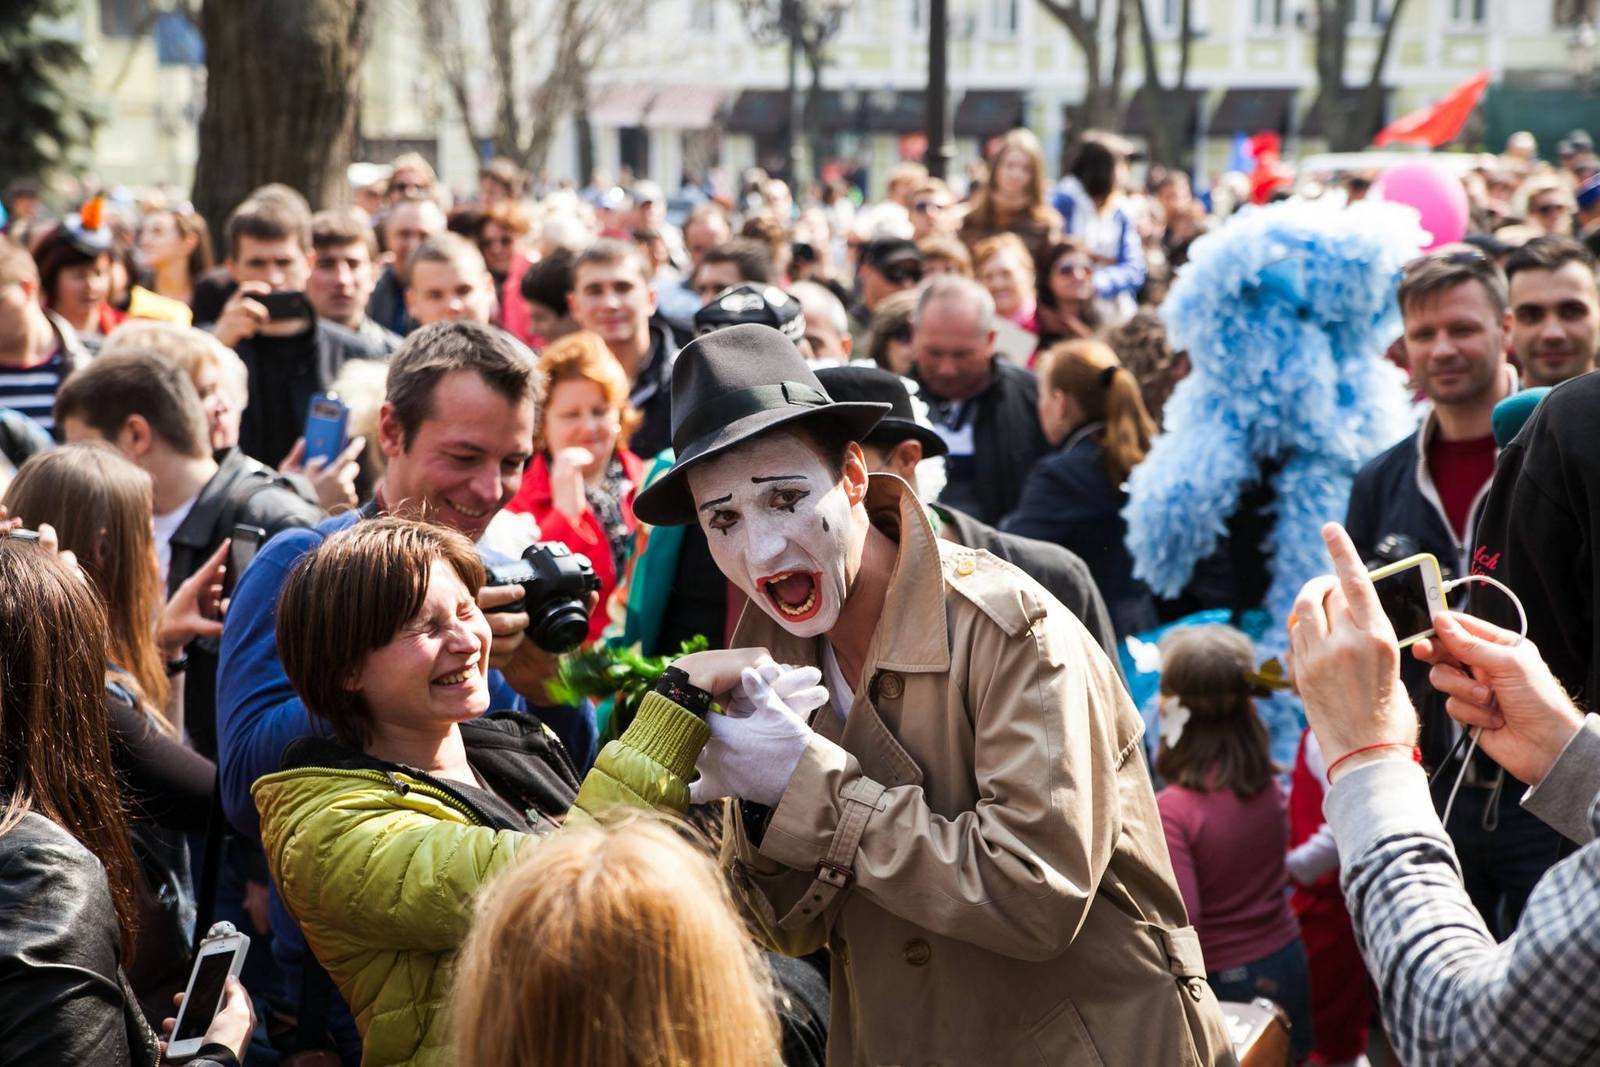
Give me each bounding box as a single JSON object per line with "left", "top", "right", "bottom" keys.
{"left": 999, "top": 423, "right": 1156, "bottom": 639}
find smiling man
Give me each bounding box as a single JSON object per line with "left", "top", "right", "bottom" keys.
{"left": 1344, "top": 248, "right": 1563, "bottom": 942}
{"left": 634, "top": 323, "right": 1233, "bottom": 1066}
{"left": 1504, "top": 236, "right": 1600, "bottom": 388}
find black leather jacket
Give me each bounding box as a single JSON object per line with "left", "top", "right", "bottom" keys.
{"left": 0, "top": 812, "right": 240, "bottom": 1067}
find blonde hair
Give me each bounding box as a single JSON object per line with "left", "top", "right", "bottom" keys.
{"left": 1038, "top": 338, "right": 1156, "bottom": 485}
{"left": 104, "top": 319, "right": 249, "bottom": 412}
{"left": 453, "top": 817, "right": 780, "bottom": 1067}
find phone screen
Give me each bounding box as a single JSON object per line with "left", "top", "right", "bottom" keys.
{"left": 173, "top": 948, "right": 235, "bottom": 1042}
{"left": 1373, "top": 563, "right": 1435, "bottom": 643}
{"left": 222, "top": 526, "right": 266, "bottom": 603}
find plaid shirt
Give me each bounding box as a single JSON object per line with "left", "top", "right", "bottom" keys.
{"left": 1326, "top": 754, "right": 1600, "bottom": 1066}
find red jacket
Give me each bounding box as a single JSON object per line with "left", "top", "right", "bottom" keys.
{"left": 507, "top": 448, "right": 644, "bottom": 643}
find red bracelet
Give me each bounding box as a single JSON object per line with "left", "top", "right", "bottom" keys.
{"left": 1326, "top": 742, "right": 1419, "bottom": 781}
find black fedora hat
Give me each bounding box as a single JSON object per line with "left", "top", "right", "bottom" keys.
{"left": 814, "top": 365, "right": 948, "bottom": 459}
{"left": 633, "top": 323, "right": 890, "bottom": 526}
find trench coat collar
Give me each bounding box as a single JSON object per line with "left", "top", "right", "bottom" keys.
{"left": 732, "top": 472, "right": 951, "bottom": 674}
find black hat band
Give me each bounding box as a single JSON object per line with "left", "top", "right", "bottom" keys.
{"left": 672, "top": 380, "right": 831, "bottom": 455}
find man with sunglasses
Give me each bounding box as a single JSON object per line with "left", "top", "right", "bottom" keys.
{"left": 908, "top": 181, "right": 956, "bottom": 240}
{"left": 848, "top": 237, "right": 924, "bottom": 350}
{"left": 1345, "top": 248, "right": 1555, "bottom": 940}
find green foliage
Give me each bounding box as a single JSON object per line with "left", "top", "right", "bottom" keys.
{"left": 0, "top": 0, "right": 103, "bottom": 191}
{"left": 546, "top": 636, "right": 710, "bottom": 742}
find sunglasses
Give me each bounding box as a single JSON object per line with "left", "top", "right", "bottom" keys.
{"left": 1055, "top": 259, "right": 1093, "bottom": 276}
{"left": 1533, "top": 202, "right": 1569, "bottom": 216}
{"left": 882, "top": 264, "right": 924, "bottom": 285}
{"left": 912, "top": 200, "right": 942, "bottom": 213}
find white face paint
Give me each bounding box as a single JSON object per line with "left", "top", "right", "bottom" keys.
{"left": 687, "top": 433, "right": 856, "bottom": 638}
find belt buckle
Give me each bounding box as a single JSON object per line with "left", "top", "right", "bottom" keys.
{"left": 816, "top": 860, "right": 853, "bottom": 890}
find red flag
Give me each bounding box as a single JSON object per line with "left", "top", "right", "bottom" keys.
{"left": 1373, "top": 72, "right": 1489, "bottom": 149}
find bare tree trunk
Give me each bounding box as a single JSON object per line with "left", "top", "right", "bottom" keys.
{"left": 193, "top": 0, "right": 373, "bottom": 251}
{"left": 1314, "top": 0, "right": 1410, "bottom": 150}
{"left": 1132, "top": 0, "right": 1193, "bottom": 168}
{"left": 487, "top": 0, "right": 520, "bottom": 160}
{"left": 416, "top": 0, "right": 485, "bottom": 146}
{"left": 1039, "top": 0, "right": 1128, "bottom": 151}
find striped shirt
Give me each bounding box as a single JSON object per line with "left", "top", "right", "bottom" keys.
{"left": 0, "top": 345, "right": 68, "bottom": 432}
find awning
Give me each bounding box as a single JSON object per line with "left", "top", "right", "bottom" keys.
{"left": 726, "top": 90, "right": 790, "bottom": 136}
{"left": 590, "top": 84, "right": 727, "bottom": 129}
{"left": 1210, "top": 88, "right": 1298, "bottom": 135}
{"left": 1122, "top": 87, "right": 1204, "bottom": 137}
{"left": 954, "top": 90, "right": 1025, "bottom": 138}
{"left": 865, "top": 90, "right": 926, "bottom": 133}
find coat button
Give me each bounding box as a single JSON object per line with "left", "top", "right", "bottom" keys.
{"left": 903, "top": 938, "right": 931, "bottom": 966}
{"left": 879, "top": 672, "right": 904, "bottom": 700}
{"left": 1186, "top": 977, "right": 1205, "bottom": 1002}
{"left": 955, "top": 557, "right": 976, "bottom": 577}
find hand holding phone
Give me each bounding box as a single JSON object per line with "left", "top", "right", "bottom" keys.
{"left": 163, "top": 924, "right": 252, "bottom": 1061}
{"left": 258, "top": 290, "right": 314, "bottom": 322}
{"left": 302, "top": 393, "right": 350, "bottom": 468}
{"left": 1367, "top": 552, "right": 1446, "bottom": 648}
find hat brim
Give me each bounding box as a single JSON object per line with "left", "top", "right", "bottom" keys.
{"left": 864, "top": 417, "right": 949, "bottom": 458}
{"left": 633, "top": 401, "right": 892, "bottom": 526}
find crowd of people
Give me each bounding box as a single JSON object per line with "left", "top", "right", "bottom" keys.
{"left": 0, "top": 120, "right": 1598, "bottom": 1067}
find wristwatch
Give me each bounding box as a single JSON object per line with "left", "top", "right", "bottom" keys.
{"left": 655, "top": 666, "right": 713, "bottom": 717}
{"left": 164, "top": 654, "right": 189, "bottom": 677}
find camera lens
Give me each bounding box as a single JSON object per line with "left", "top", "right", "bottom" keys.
{"left": 532, "top": 602, "right": 591, "bottom": 654}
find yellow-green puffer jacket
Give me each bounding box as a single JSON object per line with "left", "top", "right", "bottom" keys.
{"left": 251, "top": 693, "right": 708, "bottom": 1067}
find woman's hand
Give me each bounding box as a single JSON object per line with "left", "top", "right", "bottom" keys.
{"left": 1413, "top": 611, "right": 1584, "bottom": 786}
{"left": 159, "top": 540, "right": 228, "bottom": 660}
{"left": 1289, "top": 523, "right": 1418, "bottom": 782}
{"left": 160, "top": 975, "right": 256, "bottom": 1062}
{"left": 279, "top": 436, "right": 366, "bottom": 512}
{"left": 672, "top": 647, "right": 775, "bottom": 702}
{"left": 549, "top": 446, "right": 594, "bottom": 524}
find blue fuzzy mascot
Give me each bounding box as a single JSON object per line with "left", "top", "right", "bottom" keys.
{"left": 1123, "top": 199, "right": 1424, "bottom": 758}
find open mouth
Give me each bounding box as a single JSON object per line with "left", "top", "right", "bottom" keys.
{"left": 431, "top": 659, "right": 479, "bottom": 688}
{"left": 759, "top": 570, "right": 823, "bottom": 623}
{"left": 442, "top": 497, "right": 491, "bottom": 520}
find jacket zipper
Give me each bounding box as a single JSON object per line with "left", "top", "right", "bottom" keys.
{"left": 265, "top": 766, "right": 491, "bottom": 827}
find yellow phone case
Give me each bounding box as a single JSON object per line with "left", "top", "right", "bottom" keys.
{"left": 1366, "top": 551, "right": 1445, "bottom": 647}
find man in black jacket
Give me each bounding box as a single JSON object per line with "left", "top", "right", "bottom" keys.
{"left": 211, "top": 196, "right": 388, "bottom": 469}
{"left": 54, "top": 348, "right": 324, "bottom": 757}
{"left": 910, "top": 274, "right": 1049, "bottom": 525}
{"left": 817, "top": 364, "right": 1124, "bottom": 678}
{"left": 1344, "top": 248, "right": 1551, "bottom": 939}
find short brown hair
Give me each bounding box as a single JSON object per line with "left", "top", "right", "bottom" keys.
{"left": 972, "top": 232, "right": 1033, "bottom": 277}
{"left": 225, "top": 195, "right": 311, "bottom": 260}
{"left": 386, "top": 320, "right": 541, "bottom": 448}
{"left": 408, "top": 232, "right": 488, "bottom": 283}
{"left": 916, "top": 234, "right": 973, "bottom": 276}
{"left": 538, "top": 332, "right": 641, "bottom": 448}
{"left": 573, "top": 238, "right": 647, "bottom": 286}
{"left": 699, "top": 238, "right": 772, "bottom": 285}
{"left": 277, "top": 517, "right": 486, "bottom": 748}
{"left": 1155, "top": 626, "right": 1276, "bottom": 798}
{"left": 311, "top": 208, "right": 379, "bottom": 258}
{"left": 54, "top": 349, "right": 211, "bottom": 458}
{"left": 1397, "top": 248, "right": 1509, "bottom": 319}
{"left": 1504, "top": 234, "right": 1598, "bottom": 285}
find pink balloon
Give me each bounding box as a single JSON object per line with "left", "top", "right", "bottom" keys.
{"left": 1375, "top": 161, "right": 1469, "bottom": 251}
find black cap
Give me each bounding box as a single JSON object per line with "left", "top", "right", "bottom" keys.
{"left": 814, "top": 365, "right": 948, "bottom": 458}
{"left": 859, "top": 237, "right": 924, "bottom": 273}
{"left": 693, "top": 283, "right": 806, "bottom": 346}
{"left": 632, "top": 323, "right": 890, "bottom": 526}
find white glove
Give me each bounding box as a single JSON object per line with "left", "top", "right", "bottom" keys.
{"left": 688, "top": 664, "right": 828, "bottom": 806}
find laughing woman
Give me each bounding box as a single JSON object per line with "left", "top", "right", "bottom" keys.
{"left": 251, "top": 517, "right": 762, "bottom": 1067}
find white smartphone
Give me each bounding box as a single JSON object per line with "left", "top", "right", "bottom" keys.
{"left": 166, "top": 929, "right": 250, "bottom": 1060}
{"left": 1368, "top": 552, "right": 1447, "bottom": 648}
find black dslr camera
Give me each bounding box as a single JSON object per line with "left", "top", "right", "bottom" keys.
{"left": 484, "top": 542, "right": 602, "bottom": 653}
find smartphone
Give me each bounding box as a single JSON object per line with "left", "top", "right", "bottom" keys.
{"left": 303, "top": 393, "right": 349, "bottom": 467}
{"left": 258, "top": 290, "right": 313, "bottom": 321}
{"left": 1368, "top": 552, "right": 1446, "bottom": 648}
{"left": 221, "top": 524, "right": 267, "bottom": 603}
{"left": 165, "top": 930, "right": 250, "bottom": 1060}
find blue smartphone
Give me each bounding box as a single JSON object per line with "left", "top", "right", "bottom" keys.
{"left": 303, "top": 393, "right": 349, "bottom": 467}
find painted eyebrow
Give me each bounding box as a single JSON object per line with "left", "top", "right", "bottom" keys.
{"left": 751, "top": 474, "right": 807, "bottom": 484}
{"left": 698, "top": 494, "right": 733, "bottom": 512}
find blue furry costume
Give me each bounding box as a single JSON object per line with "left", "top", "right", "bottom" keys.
{"left": 1123, "top": 200, "right": 1424, "bottom": 758}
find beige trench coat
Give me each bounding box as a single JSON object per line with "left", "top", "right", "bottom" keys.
{"left": 724, "top": 475, "right": 1236, "bottom": 1066}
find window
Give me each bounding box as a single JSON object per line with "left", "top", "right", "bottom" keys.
{"left": 1253, "top": 0, "right": 1285, "bottom": 29}
{"left": 1450, "top": 0, "right": 1486, "bottom": 24}
{"left": 1347, "top": 0, "right": 1388, "bottom": 26}
{"left": 1147, "top": 0, "right": 1191, "bottom": 32}
{"left": 990, "top": 0, "right": 1020, "bottom": 36}
{"left": 1555, "top": 0, "right": 1597, "bottom": 27}
{"left": 689, "top": 0, "right": 715, "bottom": 32}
